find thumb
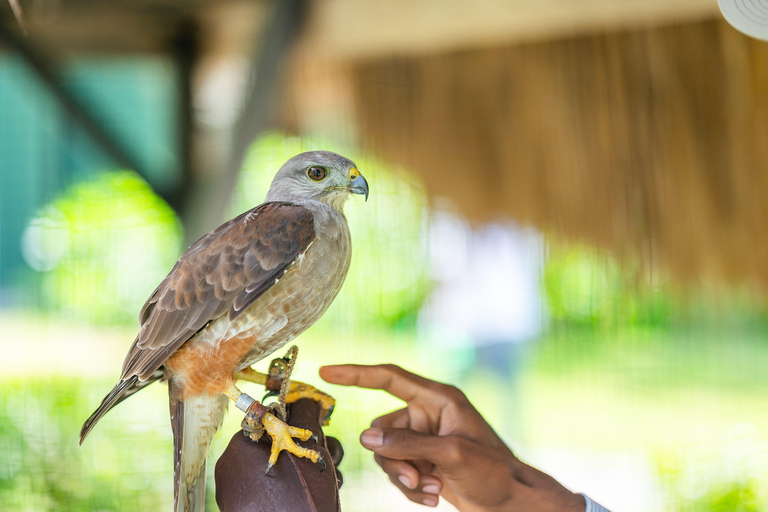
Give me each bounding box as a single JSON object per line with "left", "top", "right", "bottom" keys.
{"left": 360, "top": 427, "right": 471, "bottom": 470}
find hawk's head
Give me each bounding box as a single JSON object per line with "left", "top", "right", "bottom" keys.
{"left": 266, "top": 151, "right": 369, "bottom": 210}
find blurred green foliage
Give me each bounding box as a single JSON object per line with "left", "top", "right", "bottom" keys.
{"left": 658, "top": 457, "right": 764, "bottom": 512}
{"left": 23, "top": 172, "right": 182, "bottom": 325}
{"left": 543, "top": 244, "right": 678, "bottom": 330}
{"left": 0, "top": 379, "right": 169, "bottom": 511}
{"left": 543, "top": 243, "right": 768, "bottom": 333}
{"left": 689, "top": 482, "right": 762, "bottom": 512}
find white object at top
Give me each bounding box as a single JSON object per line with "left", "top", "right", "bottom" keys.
{"left": 719, "top": 0, "right": 768, "bottom": 41}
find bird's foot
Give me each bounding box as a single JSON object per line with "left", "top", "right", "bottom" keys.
{"left": 241, "top": 403, "right": 324, "bottom": 474}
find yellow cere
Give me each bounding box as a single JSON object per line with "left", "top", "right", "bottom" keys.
{"left": 349, "top": 168, "right": 360, "bottom": 180}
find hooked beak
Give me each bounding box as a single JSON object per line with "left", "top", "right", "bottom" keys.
{"left": 348, "top": 174, "right": 369, "bottom": 202}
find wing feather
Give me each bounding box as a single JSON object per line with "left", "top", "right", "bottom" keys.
{"left": 119, "top": 202, "right": 315, "bottom": 381}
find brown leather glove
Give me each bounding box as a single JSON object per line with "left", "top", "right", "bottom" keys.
{"left": 215, "top": 398, "right": 344, "bottom": 512}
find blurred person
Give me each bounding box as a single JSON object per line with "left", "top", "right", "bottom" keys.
{"left": 320, "top": 364, "right": 610, "bottom": 512}
{"left": 422, "top": 215, "right": 543, "bottom": 379}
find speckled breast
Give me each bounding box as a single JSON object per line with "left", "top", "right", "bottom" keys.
{"left": 231, "top": 220, "right": 352, "bottom": 370}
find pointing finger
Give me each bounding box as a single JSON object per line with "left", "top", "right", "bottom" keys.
{"left": 320, "top": 364, "right": 449, "bottom": 405}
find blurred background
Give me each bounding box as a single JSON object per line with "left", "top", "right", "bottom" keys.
{"left": 1, "top": 0, "right": 767, "bottom": 510}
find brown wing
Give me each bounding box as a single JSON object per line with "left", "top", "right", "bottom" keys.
{"left": 120, "top": 202, "right": 315, "bottom": 381}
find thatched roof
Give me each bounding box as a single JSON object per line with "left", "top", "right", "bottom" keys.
{"left": 344, "top": 18, "right": 768, "bottom": 288}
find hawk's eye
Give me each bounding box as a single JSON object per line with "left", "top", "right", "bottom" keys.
{"left": 307, "top": 166, "right": 328, "bottom": 181}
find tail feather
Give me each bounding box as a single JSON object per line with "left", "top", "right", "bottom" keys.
{"left": 170, "top": 380, "right": 228, "bottom": 512}
{"left": 80, "top": 371, "right": 162, "bottom": 444}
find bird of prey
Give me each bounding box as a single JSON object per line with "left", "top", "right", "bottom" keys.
{"left": 79, "top": 151, "right": 369, "bottom": 512}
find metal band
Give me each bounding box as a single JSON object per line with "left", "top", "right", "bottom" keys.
{"left": 235, "top": 393, "right": 256, "bottom": 412}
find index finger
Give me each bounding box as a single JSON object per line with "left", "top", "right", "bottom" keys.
{"left": 319, "top": 364, "right": 448, "bottom": 405}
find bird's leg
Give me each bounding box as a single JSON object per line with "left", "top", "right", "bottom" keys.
{"left": 225, "top": 383, "right": 266, "bottom": 441}
{"left": 233, "top": 367, "right": 268, "bottom": 386}
{"left": 225, "top": 382, "right": 323, "bottom": 474}
{"left": 234, "top": 359, "right": 336, "bottom": 425}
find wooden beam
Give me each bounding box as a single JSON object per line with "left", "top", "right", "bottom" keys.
{"left": 171, "top": 18, "right": 199, "bottom": 223}
{"left": 0, "top": 23, "right": 171, "bottom": 208}
{"left": 303, "top": 0, "right": 720, "bottom": 61}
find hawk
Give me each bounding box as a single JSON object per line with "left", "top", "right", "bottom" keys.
{"left": 79, "top": 151, "right": 369, "bottom": 512}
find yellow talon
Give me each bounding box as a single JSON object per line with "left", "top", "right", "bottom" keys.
{"left": 262, "top": 412, "right": 322, "bottom": 472}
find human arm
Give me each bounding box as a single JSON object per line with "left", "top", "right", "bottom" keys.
{"left": 319, "top": 363, "right": 587, "bottom": 512}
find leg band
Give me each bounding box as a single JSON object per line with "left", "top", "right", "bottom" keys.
{"left": 235, "top": 393, "right": 256, "bottom": 412}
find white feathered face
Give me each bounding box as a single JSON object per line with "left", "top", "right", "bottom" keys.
{"left": 266, "top": 151, "right": 369, "bottom": 208}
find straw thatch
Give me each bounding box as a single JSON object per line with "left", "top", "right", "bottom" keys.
{"left": 350, "top": 18, "right": 768, "bottom": 289}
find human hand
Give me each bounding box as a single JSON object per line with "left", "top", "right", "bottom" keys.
{"left": 320, "top": 364, "right": 584, "bottom": 512}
